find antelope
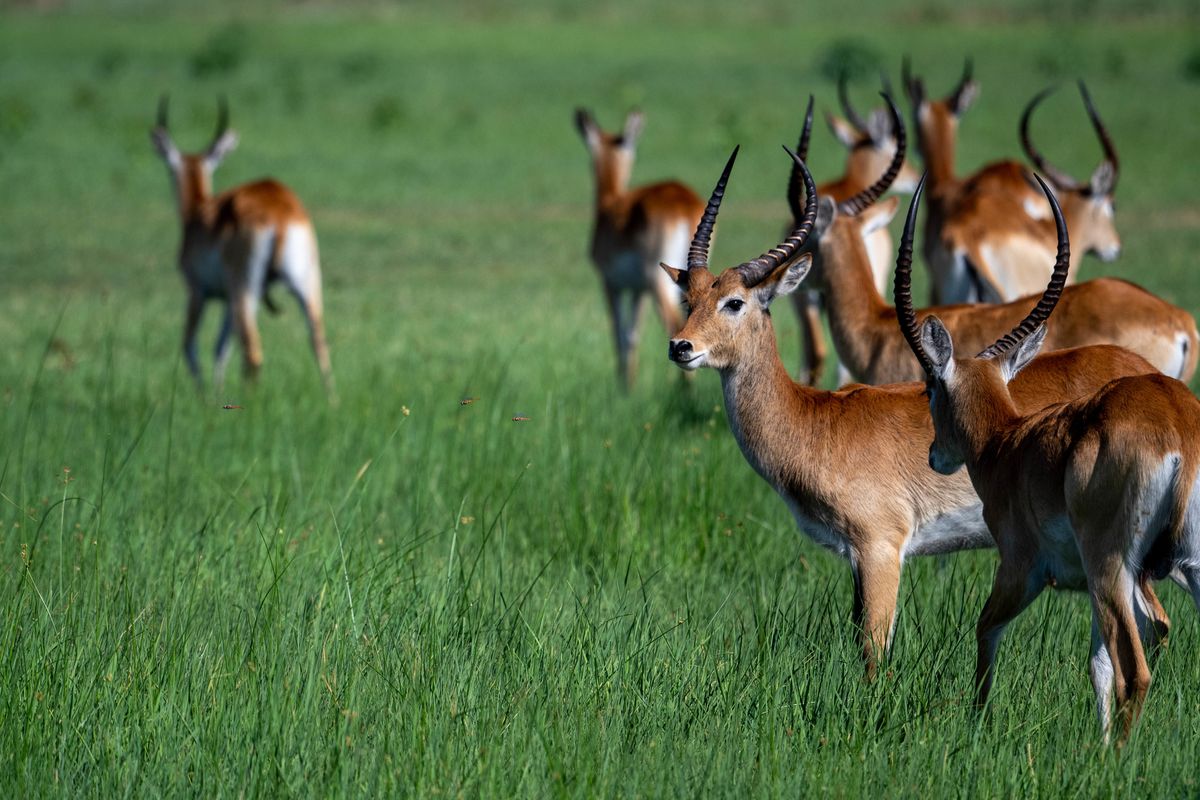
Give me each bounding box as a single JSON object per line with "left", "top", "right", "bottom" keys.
{"left": 661, "top": 145, "right": 1165, "bottom": 678}
{"left": 789, "top": 78, "right": 921, "bottom": 385}
{"left": 808, "top": 95, "right": 1197, "bottom": 385}
{"left": 150, "top": 97, "right": 332, "bottom": 393}
{"left": 903, "top": 62, "right": 1121, "bottom": 303}
{"left": 574, "top": 108, "right": 706, "bottom": 390}
{"left": 895, "top": 173, "right": 1200, "bottom": 744}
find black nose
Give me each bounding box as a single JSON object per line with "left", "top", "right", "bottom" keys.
{"left": 669, "top": 339, "right": 692, "bottom": 362}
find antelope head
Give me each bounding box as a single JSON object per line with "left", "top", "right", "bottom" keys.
{"left": 663, "top": 146, "right": 818, "bottom": 371}
{"left": 150, "top": 96, "right": 240, "bottom": 218}
{"left": 805, "top": 92, "right": 909, "bottom": 285}
{"left": 828, "top": 72, "right": 921, "bottom": 194}
{"left": 1021, "top": 81, "right": 1121, "bottom": 261}
{"left": 574, "top": 107, "right": 645, "bottom": 199}
{"left": 902, "top": 57, "right": 979, "bottom": 179}
{"left": 895, "top": 172, "right": 1071, "bottom": 474}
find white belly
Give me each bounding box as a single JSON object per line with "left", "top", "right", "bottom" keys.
{"left": 905, "top": 502, "right": 993, "bottom": 557}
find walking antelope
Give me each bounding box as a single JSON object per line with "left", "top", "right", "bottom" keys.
{"left": 808, "top": 96, "right": 1196, "bottom": 385}
{"left": 904, "top": 61, "right": 1122, "bottom": 303}
{"left": 660, "top": 146, "right": 1163, "bottom": 677}
{"left": 789, "top": 79, "right": 920, "bottom": 385}
{"left": 150, "top": 97, "right": 332, "bottom": 392}
{"left": 574, "top": 108, "right": 705, "bottom": 390}
{"left": 896, "top": 174, "right": 1200, "bottom": 744}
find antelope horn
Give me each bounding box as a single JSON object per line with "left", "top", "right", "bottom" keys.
{"left": 880, "top": 71, "right": 896, "bottom": 103}
{"left": 737, "top": 146, "right": 817, "bottom": 287}
{"left": 893, "top": 173, "right": 937, "bottom": 377}
{"left": 786, "top": 95, "right": 814, "bottom": 223}
{"left": 1078, "top": 80, "right": 1119, "bottom": 190}
{"left": 976, "top": 174, "right": 1070, "bottom": 359}
{"left": 156, "top": 95, "right": 169, "bottom": 129}
{"left": 837, "top": 72, "right": 869, "bottom": 132}
{"left": 837, "top": 92, "right": 906, "bottom": 216}
{"left": 687, "top": 146, "right": 739, "bottom": 271}
{"left": 1019, "top": 87, "right": 1080, "bottom": 190}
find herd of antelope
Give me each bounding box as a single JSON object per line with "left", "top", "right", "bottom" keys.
{"left": 150, "top": 60, "right": 1199, "bottom": 745}
{"left": 579, "top": 62, "right": 1200, "bottom": 745}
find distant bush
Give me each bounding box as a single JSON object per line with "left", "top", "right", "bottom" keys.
{"left": 369, "top": 96, "right": 407, "bottom": 131}
{"left": 815, "top": 39, "right": 883, "bottom": 83}
{"left": 1184, "top": 48, "right": 1200, "bottom": 83}
{"left": 190, "top": 24, "right": 249, "bottom": 78}
{"left": 0, "top": 94, "right": 35, "bottom": 143}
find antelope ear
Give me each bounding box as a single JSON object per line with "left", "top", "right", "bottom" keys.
{"left": 574, "top": 108, "right": 601, "bottom": 150}
{"left": 205, "top": 129, "right": 239, "bottom": 169}
{"left": 865, "top": 108, "right": 892, "bottom": 145}
{"left": 825, "top": 113, "right": 860, "bottom": 149}
{"left": 1089, "top": 161, "right": 1116, "bottom": 197}
{"left": 815, "top": 196, "right": 838, "bottom": 234}
{"left": 859, "top": 195, "right": 900, "bottom": 236}
{"left": 919, "top": 316, "right": 955, "bottom": 381}
{"left": 752, "top": 254, "right": 812, "bottom": 306}
{"left": 150, "top": 128, "right": 181, "bottom": 170}
{"left": 660, "top": 262, "right": 687, "bottom": 288}
{"left": 622, "top": 109, "right": 645, "bottom": 145}
{"left": 999, "top": 324, "right": 1048, "bottom": 383}
{"left": 952, "top": 81, "right": 980, "bottom": 116}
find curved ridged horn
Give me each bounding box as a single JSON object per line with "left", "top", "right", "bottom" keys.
{"left": 947, "top": 57, "right": 974, "bottom": 110}
{"left": 837, "top": 92, "right": 906, "bottom": 216}
{"left": 786, "top": 95, "right": 814, "bottom": 223}
{"left": 976, "top": 174, "right": 1070, "bottom": 359}
{"left": 687, "top": 146, "right": 739, "bottom": 270}
{"left": 901, "top": 55, "right": 918, "bottom": 102}
{"left": 737, "top": 146, "right": 817, "bottom": 286}
{"left": 838, "top": 72, "right": 869, "bottom": 132}
{"left": 893, "top": 173, "right": 937, "bottom": 377}
{"left": 212, "top": 95, "right": 230, "bottom": 144}
{"left": 1019, "top": 86, "right": 1080, "bottom": 190}
{"left": 156, "top": 95, "right": 169, "bottom": 128}
{"left": 1078, "top": 80, "right": 1119, "bottom": 190}
{"left": 880, "top": 71, "right": 895, "bottom": 103}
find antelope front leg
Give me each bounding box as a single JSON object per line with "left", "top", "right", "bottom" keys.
{"left": 850, "top": 546, "right": 903, "bottom": 679}
{"left": 182, "top": 291, "right": 205, "bottom": 387}
{"left": 974, "top": 555, "right": 1042, "bottom": 709}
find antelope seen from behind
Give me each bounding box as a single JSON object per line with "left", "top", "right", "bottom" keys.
{"left": 904, "top": 60, "right": 1123, "bottom": 303}
{"left": 574, "top": 108, "right": 705, "bottom": 390}
{"left": 896, "top": 173, "right": 1200, "bottom": 744}
{"left": 150, "top": 98, "right": 332, "bottom": 393}
{"left": 807, "top": 96, "right": 1197, "bottom": 385}
{"left": 788, "top": 80, "right": 920, "bottom": 385}
{"left": 661, "top": 145, "right": 1163, "bottom": 677}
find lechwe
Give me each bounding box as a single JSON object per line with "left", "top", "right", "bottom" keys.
{"left": 896, "top": 172, "right": 1200, "bottom": 744}
{"left": 806, "top": 96, "right": 1196, "bottom": 385}
{"left": 903, "top": 61, "right": 1121, "bottom": 303}
{"left": 660, "top": 145, "right": 1164, "bottom": 677}
{"left": 150, "top": 97, "right": 332, "bottom": 393}
{"left": 788, "top": 78, "right": 920, "bottom": 385}
{"left": 574, "top": 108, "right": 705, "bottom": 390}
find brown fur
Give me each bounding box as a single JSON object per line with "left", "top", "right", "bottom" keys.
{"left": 813, "top": 201, "right": 1197, "bottom": 384}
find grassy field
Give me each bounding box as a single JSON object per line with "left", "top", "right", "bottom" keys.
{"left": 3, "top": 1, "right": 1200, "bottom": 796}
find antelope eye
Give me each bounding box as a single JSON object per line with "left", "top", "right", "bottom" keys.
{"left": 723, "top": 298, "right": 745, "bottom": 312}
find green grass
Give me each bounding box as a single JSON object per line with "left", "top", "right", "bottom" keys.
{"left": 3, "top": 2, "right": 1200, "bottom": 796}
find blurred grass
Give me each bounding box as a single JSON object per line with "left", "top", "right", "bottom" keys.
{"left": 2, "top": 1, "right": 1200, "bottom": 797}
